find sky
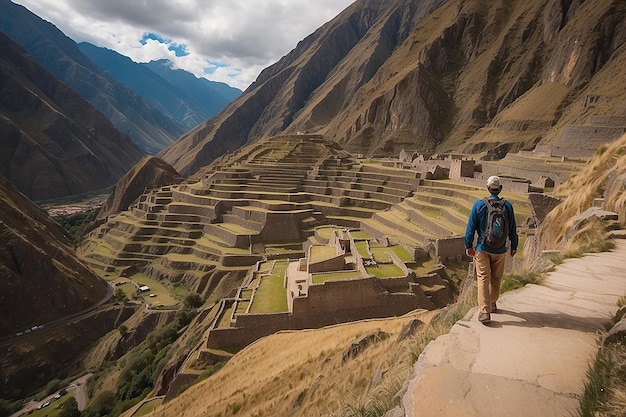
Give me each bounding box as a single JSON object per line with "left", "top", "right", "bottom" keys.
{"left": 12, "top": 0, "right": 355, "bottom": 91}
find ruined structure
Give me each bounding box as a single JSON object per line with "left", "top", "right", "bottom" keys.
{"left": 203, "top": 226, "right": 452, "bottom": 350}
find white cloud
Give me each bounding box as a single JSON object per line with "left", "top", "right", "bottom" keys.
{"left": 12, "top": 0, "right": 354, "bottom": 90}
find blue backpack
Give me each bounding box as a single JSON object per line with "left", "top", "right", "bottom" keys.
{"left": 481, "top": 197, "right": 508, "bottom": 249}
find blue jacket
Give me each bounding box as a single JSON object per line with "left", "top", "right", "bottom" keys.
{"left": 465, "top": 194, "right": 518, "bottom": 254}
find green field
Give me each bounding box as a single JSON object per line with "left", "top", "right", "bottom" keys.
{"left": 355, "top": 241, "right": 370, "bottom": 258}
{"left": 130, "top": 273, "right": 180, "bottom": 307}
{"left": 217, "top": 305, "right": 234, "bottom": 328}
{"left": 249, "top": 261, "right": 289, "bottom": 313}
{"left": 316, "top": 226, "right": 343, "bottom": 240}
{"left": 370, "top": 245, "right": 413, "bottom": 263}
{"left": 365, "top": 264, "right": 405, "bottom": 278}
{"left": 309, "top": 245, "right": 338, "bottom": 262}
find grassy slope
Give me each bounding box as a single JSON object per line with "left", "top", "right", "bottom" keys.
{"left": 540, "top": 133, "right": 626, "bottom": 250}
{"left": 138, "top": 310, "right": 437, "bottom": 417}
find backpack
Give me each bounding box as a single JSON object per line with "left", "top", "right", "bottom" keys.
{"left": 481, "top": 197, "right": 509, "bottom": 249}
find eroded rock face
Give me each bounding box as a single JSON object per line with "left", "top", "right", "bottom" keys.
{"left": 604, "top": 171, "right": 626, "bottom": 222}
{"left": 604, "top": 317, "right": 626, "bottom": 345}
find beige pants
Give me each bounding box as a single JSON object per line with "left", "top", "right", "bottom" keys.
{"left": 475, "top": 250, "right": 507, "bottom": 314}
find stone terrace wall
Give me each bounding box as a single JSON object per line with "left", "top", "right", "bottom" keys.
{"left": 308, "top": 254, "right": 346, "bottom": 273}
{"left": 457, "top": 175, "right": 530, "bottom": 194}
{"left": 528, "top": 193, "right": 562, "bottom": 227}
{"left": 206, "top": 277, "right": 428, "bottom": 349}
{"left": 292, "top": 278, "right": 420, "bottom": 318}
{"left": 206, "top": 312, "right": 292, "bottom": 349}
{"left": 435, "top": 237, "right": 466, "bottom": 261}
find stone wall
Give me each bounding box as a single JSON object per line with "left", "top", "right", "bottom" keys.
{"left": 206, "top": 276, "right": 430, "bottom": 349}
{"left": 435, "top": 237, "right": 467, "bottom": 261}
{"left": 457, "top": 175, "right": 530, "bottom": 194}
{"left": 206, "top": 312, "right": 292, "bottom": 348}
{"left": 528, "top": 193, "right": 562, "bottom": 227}
{"left": 450, "top": 159, "right": 475, "bottom": 179}
{"left": 307, "top": 253, "right": 346, "bottom": 273}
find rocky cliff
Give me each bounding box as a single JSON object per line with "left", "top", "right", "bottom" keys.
{"left": 160, "top": 0, "right": 626, "bottom": 176}
{"left": 0, "top": 32, "right": 144, "bottom": 201}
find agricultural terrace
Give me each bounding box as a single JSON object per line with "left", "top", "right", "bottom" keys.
{"left": 309, "top": 245, "right": 338, "bottom": 262}
{"left": 249, "top": 260, "right": 289, "bottom": 313}
{"left": 113, "top": 273, "right": 182, "bottom": 308}
{"left": 316, "top": 226, "right": 344, "bottom": 241}
{"left": 365, "top": 263, "right": 405, "bottom": 278}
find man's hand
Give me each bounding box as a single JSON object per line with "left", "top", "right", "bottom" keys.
{"left": 510, "top": 249, "right": 517, "bottom": 257}
{"left": 466, "top": 247, "right": 476, "bottom": 257}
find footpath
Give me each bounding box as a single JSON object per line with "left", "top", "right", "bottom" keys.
{"left": 401, "top": 239, "right": 626, "bottom": 417}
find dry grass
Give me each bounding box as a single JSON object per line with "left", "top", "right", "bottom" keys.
{"left": 136, "top": 310, "right": 435, "bottom": 417}
{"left": 578, "top": 341, "right": 626, "bottom": 417}
{"left": 541, "top": 134, "right": 626, "bottom": 250}
{"left": 134, "top": 278, "right": 476, "bottom": 417}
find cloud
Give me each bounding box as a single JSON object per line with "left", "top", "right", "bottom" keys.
{"left": 12, "top": 0, "right": 354, "bottom": 90}
{"left": 140, "top": 33, "right": 189, "bottom": 57}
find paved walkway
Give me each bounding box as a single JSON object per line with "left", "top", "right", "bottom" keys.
{"left": 402, "top": 239, "right": 626, "bottom": 417}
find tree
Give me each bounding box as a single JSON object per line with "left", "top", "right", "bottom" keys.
{"left": 83, "top": 390, "right": 115, "bottom": 417}
{"left": 114, "top": 288, "right": 128, "bottom": 304}
{"left": 118, "top": 324, "right": 128, "bottom": 337}
{"left": 183, "top": 293, "right": 203, "bottom": 309}
{"left": 59, "top": 397, "right": 81, "bottom": 417}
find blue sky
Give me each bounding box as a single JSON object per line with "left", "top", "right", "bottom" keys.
{"left": 13, "top": 0, "right": 354, "bottom": 90}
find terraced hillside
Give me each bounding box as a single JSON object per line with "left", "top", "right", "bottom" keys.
{"left": 81, "top": 135, "right": 534, "bottom": 309}
{"left": 80, "top": 135, "right": 430, "bottom": 299}
{"left": 362, "top": 179, "right": 531, "bottom": 248}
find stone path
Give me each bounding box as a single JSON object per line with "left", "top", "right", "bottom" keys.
{"left": 402, "top": 239, "right": 626, "bottom": 417}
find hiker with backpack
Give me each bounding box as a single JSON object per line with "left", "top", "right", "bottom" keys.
{"left": 465, "top": 176, "right": 519, "bottom": 323}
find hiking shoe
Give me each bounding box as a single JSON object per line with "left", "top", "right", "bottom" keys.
{"left": 491, "top": 302, "right": 498, "bottom": 313}
{"left": 478, "top": 312, "right": 491, "bottom": 323}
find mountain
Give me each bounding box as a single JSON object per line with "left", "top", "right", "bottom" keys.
{"left": 159, "top": 0, "right": 626, "bottom": 176}
{"left": 145, "top": 59, "right": 240, "bottom": 106}
{"left": 0, "top": 31, "right": 144, "bottom": 201}
{"left": 77, "top": 43, "right": 241, "bottom": 131}
{"left": 0, "top": 172, "right": 109, "bottom": 338}
{"left": 0, "top": 0, "right": 185, "bottom": 154}
{"left": 97, "top": 156, "right": 184, "bottom": 220}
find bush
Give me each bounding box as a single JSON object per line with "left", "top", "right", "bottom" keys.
{"left": 183, "top": 293, "right": 203, "bottom": 309}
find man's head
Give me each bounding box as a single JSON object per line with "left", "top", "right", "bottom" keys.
{"left": 487, "top": 175, "right": 502, "bottom": 194}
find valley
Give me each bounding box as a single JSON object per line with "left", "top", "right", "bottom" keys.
{"left": 1, "top": 0, "right": 625, "bottom": 415}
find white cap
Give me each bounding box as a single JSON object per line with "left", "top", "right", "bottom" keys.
{"left": 487, "top": 176, "right": 502, "bottom": 191}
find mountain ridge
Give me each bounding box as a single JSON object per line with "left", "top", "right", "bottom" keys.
{"left": 159, "top": 0, "right": 626, "bottom": 176}
{"left": 0, "top": 31, "right": 144, "bottom": 201}
{"left": 0, "top": 0, "right": 184, "bottom": 154}
{"left": 78, "top": 43, "right": 241, "bottom": 131}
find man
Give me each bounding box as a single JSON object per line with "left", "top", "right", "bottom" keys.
{"left": 465, "top": 175, "right": 518, "bottom": 323}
